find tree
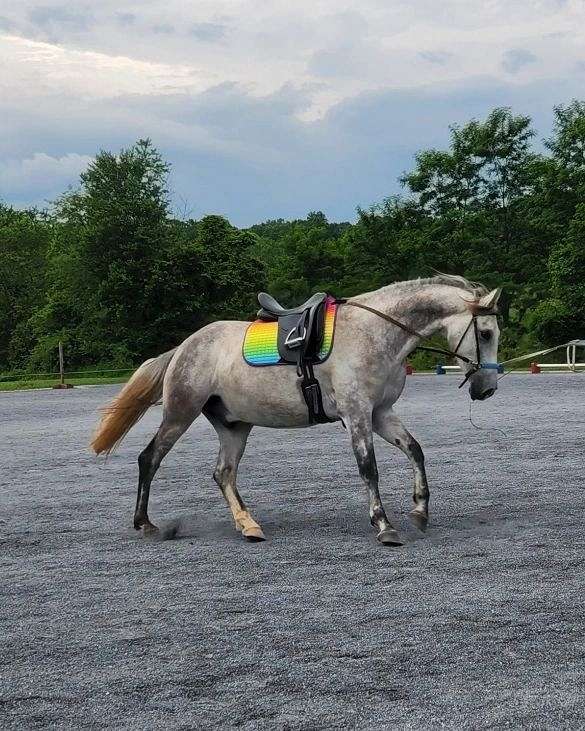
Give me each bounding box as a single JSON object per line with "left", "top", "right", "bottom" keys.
{"left": 35, "top": 139, "right": 172, "bottom": 365}
{"left": 252, "top": 212, "right": 346, "bottom": 302}
{"left": 0, "top": 205, "right": 50, "bottom": 369}
{"left": 531, "top": 102, "right": 585, "bottom": 343}
{"left": 533, "top": 203, "right": 585, "bottom": 343}
{"left": 341, "top": 197, "right": 422, "bottom": 294}
{"left": 5, "top": 102, "right": 585, "bottom": 373}
{"left": 400, "top": 108, "right": 551, "bottom": 349}
{"left": 193, "top": 215, "right": 265, "bottom": 322}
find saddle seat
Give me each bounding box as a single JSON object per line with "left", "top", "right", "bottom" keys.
{"left": 256, "top": 291, "right": 328, "bottom": 363}
{"left": 257, "top": 291, "right": 327, "bottom": 319}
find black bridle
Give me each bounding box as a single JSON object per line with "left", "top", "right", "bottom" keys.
{"left": 447, "top": 313, "right": 500, "bottom": 388}
{"left": 342, "top": 300, "right": 499, "bottom": 388}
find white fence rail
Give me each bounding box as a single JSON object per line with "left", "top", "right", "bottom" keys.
{"left": 433, "top": 339, "right": 585, "bottom": 375}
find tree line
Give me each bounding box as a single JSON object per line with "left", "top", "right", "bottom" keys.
{"left": 1, "top": 102, "right": 585, "bottom": 373}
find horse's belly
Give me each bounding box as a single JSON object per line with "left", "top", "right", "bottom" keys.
{"left": 218, "top": 368, "right": 313, "bottom": 427}
{"left": 215, "top": 355, "right": 333, "bottom": 427}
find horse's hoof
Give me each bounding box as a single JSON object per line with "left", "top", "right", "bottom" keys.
{"left": 377, "top": 529, "right": 403, "bottom": 546}
{"left": 243, "top": 527, "right": 266, "bottom": 542}
{"left": 143, "top": 523, "right": 160, "bottom": 537}
{"left": 410, "top": 511, "right": 428, "bottom": 532}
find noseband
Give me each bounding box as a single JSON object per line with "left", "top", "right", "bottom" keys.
{"left": 342, "top": 300, "right": 499, "bottom": 388}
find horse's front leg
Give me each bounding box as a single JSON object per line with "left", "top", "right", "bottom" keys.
{"left": 345, "top": 411, "right": 403, "bottom": 546}
{"left": 373, "top": 407, "right": 430, "bottom": 531}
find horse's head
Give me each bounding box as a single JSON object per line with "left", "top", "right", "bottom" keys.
{"left": 446, "top": 287, "right": 502, "bottom": 401}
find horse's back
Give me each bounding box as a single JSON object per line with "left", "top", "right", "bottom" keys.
{"left": 163, "top": 320, "right": 313, "bottom": 427}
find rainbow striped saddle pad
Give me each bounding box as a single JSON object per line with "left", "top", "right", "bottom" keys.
{"left": 243, "top": 295, "right": 339, "bottom": 367}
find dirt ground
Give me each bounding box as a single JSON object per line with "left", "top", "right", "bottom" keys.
{"left": 1, "top": 374, "right": 584, "bottom": 729}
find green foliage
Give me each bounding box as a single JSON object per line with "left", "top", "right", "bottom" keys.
{"left": 251, "top": 212, "right": 347, "bottom": 302}
{"left": 531, "top": 102, "right": 585, "bottom": 342}
{"left": 2, "top": 102, "right": 585, "bottom": 373}
{"left": 0, "top": 141, "right": 265, "bottom": 371}
{"left": 0, "top": 205, "right": 50, "bottom": 367}
{"left": 534, "top": 204, "right": 585, "bottom": 342}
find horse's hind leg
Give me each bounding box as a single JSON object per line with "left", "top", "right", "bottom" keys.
{"left": 134, "top": 407, "right": 199, "bottom": 534}
{"left": 373, "top": 408, "right": 430, "bottom": 531}
{"left": 206, "top": 416, "right": 265, "bottom": 542}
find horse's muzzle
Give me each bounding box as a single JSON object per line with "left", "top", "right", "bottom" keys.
{"left": 470, "top": 385, "right": 496, "bottom": 401}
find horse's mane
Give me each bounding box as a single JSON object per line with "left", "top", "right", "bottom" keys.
{"left": 388, "top": 274, "right": 488, "bottom": 299}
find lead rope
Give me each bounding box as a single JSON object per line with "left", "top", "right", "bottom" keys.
{"left": 468, "top": 401, "right": 508, "bottom": 439}
{"left": 497, "top": 340, "right": 585, "bottom": 382}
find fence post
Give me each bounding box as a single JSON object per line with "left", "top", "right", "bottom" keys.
{"left": 59, "top": 341, "right": 65, "bottom": 385}
{"left": 52, "top": 341, "right": 74, "bottom": 389}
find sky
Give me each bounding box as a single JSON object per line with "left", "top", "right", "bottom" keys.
{"left": 1, "top": 0, "right": 585, "bottom": 225}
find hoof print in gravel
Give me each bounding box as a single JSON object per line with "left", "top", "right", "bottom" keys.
{"left": 140, "top": 522, "right": 179, "bottom": 541}
{"left": 160, "top": 522, "right": 180, "bottom": 541}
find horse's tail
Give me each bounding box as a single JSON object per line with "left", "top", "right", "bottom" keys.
{"left": 90, "top": 348, "right": 177, "bottom": 456}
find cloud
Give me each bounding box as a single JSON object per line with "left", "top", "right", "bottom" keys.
{"left": 0, "top": 35, "right": 216, "bottom": 100}
{"left": 27, "top": 5, "right": 93, "bottom": 31}
{"left": 2, "top": 0, "right": 582, "bottom": 113}
{"left": 0, "top": 153, "right": 92, "bottom": 204}
{"left": 1, "top": 0, "right": 585, "bottom": 221}
{"left": 25, "top": 4, "right": 94, "bottom": 42}
{"left": 502, "top": 49, "right": 538, "bottom": 74}
{"left": 152, "top": 23, "right": 174, "bottom": 35}
{"left": 190, "top": 22, "right": 226, "bottom": 42}
{"left": 419, "top": 51, "right": 452, "bottom": 65}
{"left": 115, "top": 12, "right": 135, "bottom": 27}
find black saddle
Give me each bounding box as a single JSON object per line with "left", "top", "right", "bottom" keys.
{"left": 257, "top": 291, "right": 328, "bottom": 319}
{"left": 256, "top": 291, "right": 334, "bottom": 424}
{"left": 257, "top": 291, "right": 327, "bottom": 363}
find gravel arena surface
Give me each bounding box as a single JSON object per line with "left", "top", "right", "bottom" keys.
{"left": 1, "top": 374, "right": 585, "bottom": 730}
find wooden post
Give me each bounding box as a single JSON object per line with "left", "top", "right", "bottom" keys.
{"left": 52, "top": 341, "right": 74, "bottom": 389}
{"left": 59, "top": 341, "right": 65, "bottom": 386}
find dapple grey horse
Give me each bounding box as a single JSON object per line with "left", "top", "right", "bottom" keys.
{"left": 91, "top": 275, "right": 501, "bottom": 546}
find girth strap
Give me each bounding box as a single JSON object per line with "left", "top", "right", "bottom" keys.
{"left": 298, "top": 357, "right": 334, "bottom": 424}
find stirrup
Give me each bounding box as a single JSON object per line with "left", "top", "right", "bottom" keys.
{"left": 284, "top": 326, "right": 306, "bottom": 347}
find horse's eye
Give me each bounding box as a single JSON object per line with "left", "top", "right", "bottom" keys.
{"left": 480, "top": 329, "right": 492, "bottom": 342}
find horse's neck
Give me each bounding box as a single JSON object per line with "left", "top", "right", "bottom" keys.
{"left": 362, "top": 285, "right": 457, "bottom": 331}
{"left": 358, "top": 285, "right": 460, "bottom": 358}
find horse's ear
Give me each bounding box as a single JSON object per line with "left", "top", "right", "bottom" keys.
{"left": 479, "top": 287, "right": 502, "bottom": 310}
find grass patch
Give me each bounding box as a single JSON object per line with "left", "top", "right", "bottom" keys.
{"left": 0, "top": 375, "right": 129, "bottom": 392}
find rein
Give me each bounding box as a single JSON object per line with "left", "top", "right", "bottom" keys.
{"left": 342, "top": 300, "right": 499, "bottom": 388}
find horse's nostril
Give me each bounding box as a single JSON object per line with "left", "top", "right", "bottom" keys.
{"left": 483, "top": 388, "right": 495, "bottom": 399}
